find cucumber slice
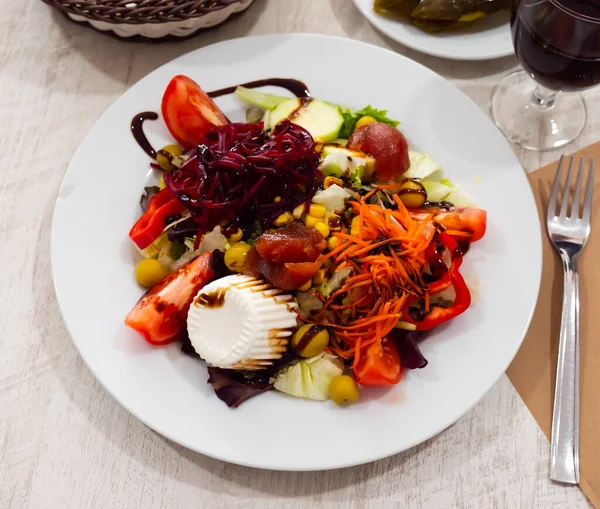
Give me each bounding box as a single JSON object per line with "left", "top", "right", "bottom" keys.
{"left": 234, "top": 86, "right": 290, "bottom": 111}
{"left": 293, "top": 100, "right": 344, "bottom": 142}
{"left": 269, "top": 99, "right": 344, "bottom": 142}
{"left": 328, "top": 138, "right": 349, "bottom": 147}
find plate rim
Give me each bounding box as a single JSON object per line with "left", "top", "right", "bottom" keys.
{"left": 351, "top": 0, "right": 514, "bottom": 61}
{"left": 51, "top": 32, "right": 542, "bottom": 471}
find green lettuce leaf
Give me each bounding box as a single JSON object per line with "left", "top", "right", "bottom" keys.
{"left": 244, "top": 220, "right": 262, "bottom": 245}
{"left": 273, "top": 353, "right": 344, "bottom": 401}
{"left": 338, "top": 105, "right": 400, "bottom": 138}
{"left": 349, "top": 166, "right": 363, "bottom": 190}
{"left": 444, "top": 185, "right": 478, "bottom": 207}
{"left": 422, "top": 180, "right": 451, "bottom": 202}
{"left": 405, "top": 151, "right": 442, "bottom": 181}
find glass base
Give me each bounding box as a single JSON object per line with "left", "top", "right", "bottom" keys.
{"left": 490, "top": 70, "right": 587, "bottom": 152}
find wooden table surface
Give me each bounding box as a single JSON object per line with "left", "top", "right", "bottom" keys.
{"left": 1, "top": 0, "right": 595, "bottom": 507}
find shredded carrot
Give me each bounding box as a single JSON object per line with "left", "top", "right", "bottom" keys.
{"left": 305, "top": 187, "right": 444, "bottom": 365}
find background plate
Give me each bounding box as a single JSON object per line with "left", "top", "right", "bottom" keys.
{"left": 352, "top": 0, "right": 513, "bottom": 61}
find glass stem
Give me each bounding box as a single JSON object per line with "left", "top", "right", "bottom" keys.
{"left": 532, "top": 84, "right": 557, "bottom": 108}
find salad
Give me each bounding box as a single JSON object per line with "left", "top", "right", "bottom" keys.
{"left": 124, "top": 75, "right": 487, "bottom": 408}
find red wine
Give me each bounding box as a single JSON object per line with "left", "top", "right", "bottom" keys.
{"left": 512, "top": 0, "right": 600, "bottom": 91}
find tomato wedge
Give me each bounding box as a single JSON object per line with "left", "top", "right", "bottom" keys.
{"left": 354, "top": 339, "right": 403, "bottom": 386}
{"left": 161, "top": 75, "right": 228, "bottom": 149}
{"left": 125, "top": 252, "right": 215, "bottom": 345}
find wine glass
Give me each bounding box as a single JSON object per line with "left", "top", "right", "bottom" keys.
{"left": 490, "top": 0, "right": 600, "bottom": 151}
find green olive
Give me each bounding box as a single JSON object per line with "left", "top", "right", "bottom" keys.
{"left": 291, "top": 324, "right": 329, "bottom": 358}
{"left": 329, "top": 375, "right": 360, "bottom": 406}
{"left": 397, "top": 179, "right": 427, "bottom": 208}
{"left": 135, "top": 259, "right": 167, "bottom": 288}
{"left": 224, "top": 242, "right": 251, "bottom": 273}
{"left": 156, "top": 144, "right": 183, "bottom": 172}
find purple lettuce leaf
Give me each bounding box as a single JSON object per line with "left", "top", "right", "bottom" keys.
{"left": 207, "top": 367, "right": 273, "bottom": 408}
{"left": 393, "top": 330, "right": 428, "bottom": 370}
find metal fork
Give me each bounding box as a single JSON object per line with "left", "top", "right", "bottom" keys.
{"left": 547, "top": 155, "right": 594, "bottom": 484}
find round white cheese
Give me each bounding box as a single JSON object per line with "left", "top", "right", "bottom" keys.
{"left": 187, "top": 275, "right": 298, "bottom": 370}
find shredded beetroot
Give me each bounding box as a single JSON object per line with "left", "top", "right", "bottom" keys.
{"left": 164, "top": 121, "right": 322, "bottom": 242}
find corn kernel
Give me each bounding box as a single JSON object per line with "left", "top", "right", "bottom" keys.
{"left": 355, "top": 116, "right": 377, "bottom": 129}
{"left": 394, "top": 320, "right": 417, "bottom": 331}
{"left": 324, "top": 176, "right": 343, "bottom": 189}
{"left": 292, "top": 203, "right": 306, "bottom": 219}
{"left": 224, "top": 242, "right": 251, "bottom": 273}
{"left": 273, "top": 196, "right": 282, "bottom": 203}
{"left": 327, "top": 236, "right": 338, "bottom": 251}
{"left": 313, "top": 268, "right": 328, "bottom": 285}
{"left": 227, "top": 228, "right": 243, "bottom": 243}
{"left": 309, "top": 204, "right": 326, "bottom": 218}
{"left": 273, "top": 211, "right": 293, "bottom": 226}
{"left": 351, "top": 216, "right": 361, "bottom": 237}
{"left": 298, "top": 279, "right": 312, "bottom": 292}
{"left": 304, "top": 215, "right": 321, "bottom": 228}
{"left": 314, "top": 221, "right": 330, "bottom": 238}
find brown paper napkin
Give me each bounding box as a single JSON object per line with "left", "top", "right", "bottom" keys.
{"left": 506, "top": 142, "right": 600, "bottom": 507}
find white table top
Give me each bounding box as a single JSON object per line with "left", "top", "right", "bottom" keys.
{"left": 0, "top": 0, "right": 594, "bottom": 507}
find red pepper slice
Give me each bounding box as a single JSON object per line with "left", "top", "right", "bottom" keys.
{"left": 129, "top": 189, "right": 186, "bottom": 250}
{"left": 424, "top": 236, "right": 450, "bottom": 294}
{"left": 423, "top": 232, "right": 461, "bottom": 294}
{"left": 409, "top": 262, "right": 471, "bottom": 330}
{"left": 402, "top": 232, "right": 471, "bottom": 330}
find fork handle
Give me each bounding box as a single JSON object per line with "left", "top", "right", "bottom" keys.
{"left": 550, "top": 252, "right": 580, "bottom": 484}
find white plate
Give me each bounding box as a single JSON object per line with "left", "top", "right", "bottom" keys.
{"left": 51, "top": 34, "right": 540, "bottom": 471}
{"left": 352, "top": 0, "right": 513, "bottom": 60}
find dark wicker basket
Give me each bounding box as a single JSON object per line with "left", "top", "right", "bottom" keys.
{"left": 42, "top": 0, "right": 255, "bottom": 39}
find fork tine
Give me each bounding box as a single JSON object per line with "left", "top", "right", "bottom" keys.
{"left": 548, "top": 156, "right": 564, "bottom": 223}
{"left": 559, "top": 157, "right": 574, "bottom": 219}
{"left": 570, "top": 157, "right": 585, "bottom": 219}
{"left": 582, "top": 157, "right": 595, "bottom": 225}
